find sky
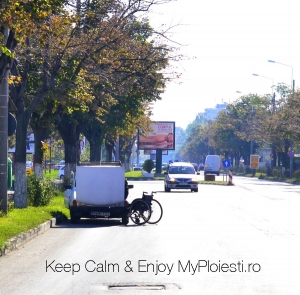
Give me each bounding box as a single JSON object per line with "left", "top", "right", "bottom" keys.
{"left": 147, "top": 0, "right": 300, "bottom": 129}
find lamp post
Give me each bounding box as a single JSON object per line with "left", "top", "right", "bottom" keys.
{"left": 250, "top": 105, "right": 254, "bottom": 155}
{"left": 253, "top": 73, "right": 276, "bottom": 113}
{"left": 252, "top": 73, "right": 274, "bottom": 94}
{"left": 250, "top": 105, "right": 255, "bottom": 175}
{"left": 268, "top": 60, "right": 294, "bottom": 91}
{"left": 268, "top": 60, "right": 294, "bottom": 178}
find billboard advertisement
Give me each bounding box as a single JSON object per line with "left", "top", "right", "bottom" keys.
{"left": 138, "top": 121, "right": 175, "bottom": 150}
{"left": 8, "top": 133, "right": 35, "bottom": 154}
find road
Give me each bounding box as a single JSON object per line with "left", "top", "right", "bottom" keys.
{"left": 0, "top": 177, "right": 300, "bottom": 295}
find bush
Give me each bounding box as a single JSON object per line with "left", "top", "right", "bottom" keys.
{"left": 258, "top": 166, "right": 267, "bottom": 174}
{"left": 293, "top": 170, "right": 300, "bottom": 179}
{"left": 142, "top": 159, "right": 155, "bottom": 173}
{"left": 245, "top": 167, "right": 252, "bottom": 174}
{"left": 27, "top": 175, "right": 58, "bottom": 206}
{"left": 284, "top": 169, "right": 290, "bottom": 178}
{"left": 272, "top": 168, "right": 280, "bottom": 178}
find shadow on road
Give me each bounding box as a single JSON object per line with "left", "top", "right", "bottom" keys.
{"left": 54, "top": 218, "right": 149, "bottom": 229}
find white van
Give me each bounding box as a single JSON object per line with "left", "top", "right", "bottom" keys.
{"left": 204, "top": 155, "right": 221, "bottom": 176}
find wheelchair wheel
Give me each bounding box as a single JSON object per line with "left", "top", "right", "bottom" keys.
{"left": 148, "top": 199, "right": 163, "bottom": 224}
{"left": 129, "top": 199, "right": 151, "bottom": 225}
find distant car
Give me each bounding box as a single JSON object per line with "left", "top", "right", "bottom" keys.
{"left": 26, "top": 161, "right": 33, "bottom": 176}
{"left": 198, "top": 163, "right": 204, "bottom": 171}
{"left": 191, "top": 163, "right": 198, "bottom": 172}
{"left": 54, "top": 160, "right": 65, "bottom": 170}
{"left": 152, "top": 162, "right": 168, "bottom": 173}
{"left": 161, "top": 163, "right": 168, "bottom": 170}
{"left": 164, "top": 161, "right": 199, "bottom": 192}
{"left": 204, "top": 155, "right": 221, "bottom": 176}
{"left": 133, "top": 163, "right": 143, "bottom": 171}
{"left": 58, "top": 166, "right": 65, "bottom": 180}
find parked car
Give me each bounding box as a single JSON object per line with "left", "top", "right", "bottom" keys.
{"left": 58, "top": 166, "right": 65, "bottom": 180}
{"left": 164, "top": 161, "right": 199, "bottom": 192}
{"left": 152, "top": 162, "right": 169, "bottom": 173}
{"left": 133, "top": 163, "right": 143, "bottom": 171}
{"left": 54, "top": 160, "right": 65, "bottom": 170}
{"left": 198, "top": 163, "right": 204, "bottom": 171}
{"left": 26, "top": 161, "right": 33, "bottom": 176}
{"left": 204, "top": 155, "right": 221, "bottom": 176}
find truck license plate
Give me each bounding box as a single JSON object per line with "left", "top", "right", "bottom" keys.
{"left": 91, "top": 211, "right": 110, "bottom": 217}
{"left": 179, "top": 182, "right": 187, "bottom": 185}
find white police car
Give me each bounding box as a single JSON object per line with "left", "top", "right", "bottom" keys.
{"left": 164, "top": 162, "right": 199, "bottom": 192}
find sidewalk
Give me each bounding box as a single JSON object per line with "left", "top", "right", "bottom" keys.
{"left": 0, "top": 216, "right": 64, "bottom": 258}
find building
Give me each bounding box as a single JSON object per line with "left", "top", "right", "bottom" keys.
{"left": 204, "top": 103, "right": 227, "bottom": 121}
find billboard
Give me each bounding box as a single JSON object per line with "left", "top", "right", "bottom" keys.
{"left": 138, "top": 121, "right": 175, "bottom": 150}
{"left": 8, "top": 133, "right": 35, "bottom": 154}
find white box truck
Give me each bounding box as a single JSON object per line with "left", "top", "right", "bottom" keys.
{"left": 64, "top": 162, "right": 132, "bottom": 224}
{"left": 204, "top": 155, "right": 221, "bottom": 176}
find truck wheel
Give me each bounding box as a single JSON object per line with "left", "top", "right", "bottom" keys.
{"left": 70, "top": 213, "right": 80, "bottom": 224}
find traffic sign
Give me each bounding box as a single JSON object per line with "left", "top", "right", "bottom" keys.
{"left": 250, "top": 155, "right": 259, "bottom": 169}
{"left": 222, "top": 159, "right": 231, "bottom": 168}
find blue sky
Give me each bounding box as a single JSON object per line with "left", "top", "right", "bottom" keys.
{"left": 148, "top": 0, "right": 300, "bottom": 129}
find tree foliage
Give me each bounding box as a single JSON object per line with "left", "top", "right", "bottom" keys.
{"left": 6, "top": 0, "right": 181, "bottom": 208}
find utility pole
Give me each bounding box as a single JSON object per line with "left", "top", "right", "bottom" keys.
{"left": 250, "top": 106, "right": 254, "bottom": 155}
{"left": 290, "top": 80, "right": 295, "bottom": 178}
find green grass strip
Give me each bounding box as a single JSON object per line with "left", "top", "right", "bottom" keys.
{"left": 0, "top": 194, "right": 69, "bottom": 248}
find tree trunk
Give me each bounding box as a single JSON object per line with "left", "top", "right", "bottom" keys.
{"left": 64, "top": 141, "right": 77, "bottom": 175}
{"left": 31, "top": 125, "right": 49, "bottom": 177}
{"left": 89, "top": 142, "right": 101, "bottom": 161}
{"left": 56, "top": 122, "right": 81, "bottom": 182}
{"left": 83, "top": 127, "right": 103, "bottom": 162}
{"left": 0, "top": 67, "right": 9, "bottom": 213}
{"left": 283, "top": 140, "right": 289, "bottom": 168}
{"left": 119, "top": 135, "right": 135, "bottom": 171}
{"left": 14, "top": 111, "right": 31, "bottom": 208}
{"left": 271, "top": 149, "right": 276, "bottom": 168}
{"left": 105, "top": 136, "right": 115, "bottom": 162}
{"left": 105, "top": 143, "right": 114, "bottom": 161}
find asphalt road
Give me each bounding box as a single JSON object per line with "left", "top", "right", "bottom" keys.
{"left": 0, "top": 177, "right": 299, "bottom": 295}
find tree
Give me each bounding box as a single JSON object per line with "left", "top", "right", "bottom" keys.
{"left": 8, "top": 0, "right": 181, "bottom": 207}
{"left": 181, "top": 125, "right": 209, "bottom": 162}
{"left": 271, "top": 90, "right": 300, "bottom": 168}
{"left": 1, "top": 0, "right": 66, "bottom": 209}
{"left": 185, "top": 113, "right": 206, "bottom": 136}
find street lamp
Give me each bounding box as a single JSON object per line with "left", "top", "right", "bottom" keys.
{"left": 268, "top": 60, "right": 294, "bottom": 178}
{"left": 268, "top": 60, "right": 294, "bottom": 91}
{"left": 250, "top": 106, "right": 254, "bottom": 155}
{"left": 252, "top": 73, "right": 274, "bottom": 94}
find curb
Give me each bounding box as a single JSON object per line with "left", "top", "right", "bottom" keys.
{"left": 126, "top": 178, "right": 231, "bottom": 185}
{"left": 126, "top": 178, "right": 164, "bottom": 181}
{"left": 0, "top": 215, "right": 64, "bottom": 258}
{"left": 127, "top": 178, "right": 155, "bottom": 181}
{"left": 199, "top": 182, "right": 231, "bottom": 186}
